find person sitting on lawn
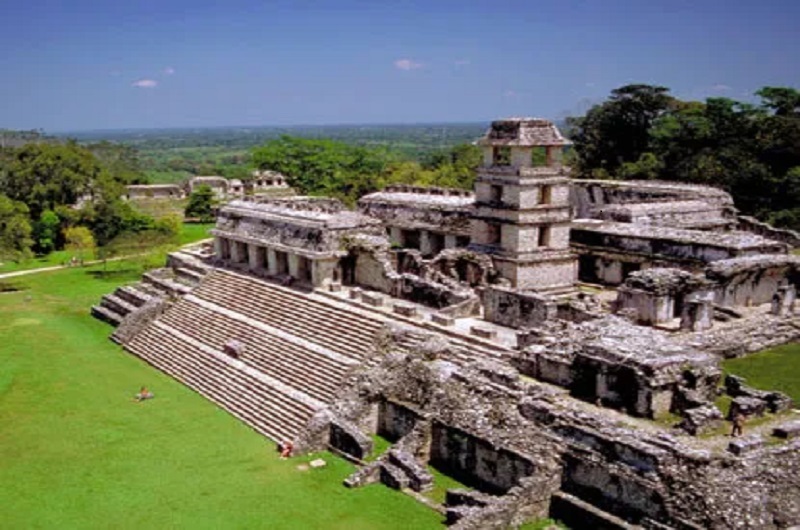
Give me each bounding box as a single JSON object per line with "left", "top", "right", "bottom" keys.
{"left": 279, "top": 441, "right": 293, "bottom": 459}
{"left": 134, "top": 386, "right": 154, "bottom": 402}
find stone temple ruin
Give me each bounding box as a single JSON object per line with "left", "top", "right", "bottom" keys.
{"left": 93, "top": 118, "right": 800, "bottom": 529}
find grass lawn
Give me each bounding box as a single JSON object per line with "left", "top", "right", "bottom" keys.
{"left": 721, "top": 342, "right": 800, "bottom": 404}
{"left": 0, "top": 264, "right": 442, "bottom": 529}
{"left": 178, "top": 223, "right": 214, "bottom": 245}
{"left": 0, "top": 223, "right": 213, "bottom": 275}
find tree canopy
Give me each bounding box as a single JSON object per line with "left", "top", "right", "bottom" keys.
{"left": 251, "top": 136, "right": 480, "bottom": 205}
{"left": 0, "top": 194, "right": 34, "bottom": 262}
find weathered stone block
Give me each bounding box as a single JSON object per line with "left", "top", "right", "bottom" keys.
{"left": 445, "top": 488, "right": 493, "bottom": 508}
{"left": 471, "top": 326, "right": 497, "bottom": 340}
{"left": 729, "top": 396, "right": 766, "bottom": 419}
{"left": 349, "top": 287, "right": 362, "bottom": 300}
{"left": 328, "top": 281, "right": 342, "bottom": 292}
{"left": 379, "top": 462, "right": 410, "bottom": 490}
{"left": 361, "top": 291, "right": 384, "bottom": 307}
{"left": 388, "top": 449, "right": 433, "bottom": 492}
{"left": 727, "top": 436, "right": 764, "bottom": 456}
{"left": 393, "top": 302, "right": 418, "bottom": 318}
{"left": 432, "top": 313, "right": 454, "bottom": 326}
{"left": 773, "top": 420, "right": 800, "bottom": 439}
{"left": 679, "top": 405, "right": 723, "bottom": 436}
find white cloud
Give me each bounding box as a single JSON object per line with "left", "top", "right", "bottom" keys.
{"left": 711, "top": 83, "right": 732, "bottom": 92}
{"left": 164, "top": 67, "right": 175, "bottom": 75}
{"left": 394, "top": 58, "right": 422, "bottom": 71}
{"left": 132, "top": 79, "right": 158, "bottom": 88}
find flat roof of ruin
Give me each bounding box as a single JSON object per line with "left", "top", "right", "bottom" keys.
{"left": 190, "top": 176, "right": 227, "bottom": 182}
{"left": 573, "top": 179, "right": 733, "bottom": 200}
{"left": 126, "top": 184, "right": 182, "bottom": 189}
{"left": 220, "top": 198, "right": 380, "bottom": 229}
{"left": 705, "top": 254, "right": 800, "bottom": 277}
{"left": 477, "top": 117, "right": 572, "bottom": 147}
{"left": 359, "top": 190, "right": 475, "bottom": 209}
{"left": 570, "top": 316, "right": 716, "bottom": 369}
{"left": 592, "top": 200, "right": 721, "bottom": 216}
{"left": 573, "top": 220, "right": 785, "bottom": 249}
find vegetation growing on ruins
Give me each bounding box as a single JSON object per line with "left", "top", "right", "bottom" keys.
{"left": 567, "top": 84, "right": 800, "bottom": 230}
{"left": 0, "top": 264, "right": 443, "bottom": 529}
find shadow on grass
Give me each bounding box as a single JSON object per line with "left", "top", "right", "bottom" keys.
{"left": 87, "top": 269, "right": 138, "bottom": 279}
{"left": 0, "top": 281, "right": 27, "bottom": 292}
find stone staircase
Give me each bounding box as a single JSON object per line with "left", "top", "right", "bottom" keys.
{"left": 91, "top": 282, "right": 162, "bottom": 326}
{"left": 118, "top": 268, "right": 515, "bottom": 444}
{"left": 123, "top": 269, "right": 387, "bottom": 443}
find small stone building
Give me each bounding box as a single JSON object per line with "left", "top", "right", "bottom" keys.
{"left": 358, "top": 185, "right": 473, "bottom": 257}
{"left": 187, "top": 176, "right": 230, "bottom": 199}
{"left": 124, "top": 184, "right": 185, "bottom": 200}
{"left": 573, "top": 220, "right": 788, "bottom": 285}
{"left": 211, "top": 197, "right": 383, "bottom": 287}
{"left": 250, "top": 170, "right": 290, "bottom": 191}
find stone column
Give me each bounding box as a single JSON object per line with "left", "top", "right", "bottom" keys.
{"left": 248, "top": 244, "right": 266, "bottom": 274}
{"left": 267, "top": 248, "right": 279, "bottom": 275}
{"left": 771, "top": 285, "right": 797, "bottom": 316}
{"left": 214, "top": 238, "right": 223, "bottom": 259}
{"left": 389, "top": 227, "right": 403, "bottom": 247}
{"left": 444, "top": 235, "right": 458, "bottom": 249}
{"left": 229, "top": 240, "right": 242, "bottom": 263}
{"left": 419, "top": 230, "right": 433, "bottom": 256}
{"left": 288, "top": 253, "right": 300, "bottom": 279}
{"left": 680, "top": 300, "right": 713, "bottom": 332}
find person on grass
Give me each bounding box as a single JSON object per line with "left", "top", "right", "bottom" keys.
{"left": 134, "top": 386, "right": 154, "bottom": 402}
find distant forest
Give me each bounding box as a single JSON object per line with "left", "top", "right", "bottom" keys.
{"left": 62, "top": 123, "right": 488, "bottom": 185}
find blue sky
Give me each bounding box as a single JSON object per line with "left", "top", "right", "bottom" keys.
{"left": 1, "top": 0, "right": 798, "bottom": 131}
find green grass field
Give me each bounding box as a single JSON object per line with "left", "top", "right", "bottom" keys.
{"left": 721, "top": 342, "right": 800, "bottom": 404}
{"left": 0, "top": 223, "right": 213, "bottom": 275}
{"left": 0, "top": 264, "right": 442, "bottom": 529}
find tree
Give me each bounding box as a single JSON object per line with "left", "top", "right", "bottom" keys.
{"left": 251, "top": 136, "right": 396, "bottom": 205}
{"left": 34, "top": 209, "right": 60, "bottom": 254}
{"left": 567, "top": 84, "right": 674, "bottom": 176}
{"left": 184, "top": 185, "right": 216, "bottom": 222}
{"left": 0, "top": 142, "right": 108, "bottom": 220}
{"left": 64, "top": 226, "right": 96, "bottom": 262}
{"left": 0, "top": 194, "right": 33, "bottom": 262}
{"left": 86, "top": 141, "right": 147, "bottom": 185}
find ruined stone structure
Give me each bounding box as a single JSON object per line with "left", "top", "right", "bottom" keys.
{"left": 471, "top": 119, "right": 578, "bottom": 293}
{"left": 359, "top": 185, "right": 474, "bottom": 257}
{"left": 211, "top": 197, "right": 383, "bottom": 288}
{"left": 187, "top": 175, "right": 232, "bottom": 198}
{"left": 93, "top": 117, "right": 800, "bottom": 529}
{"left": 124, "top": 184, "right": 185, "bottom": 200}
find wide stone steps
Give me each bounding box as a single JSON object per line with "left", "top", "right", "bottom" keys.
{"left": 127, "top": 323, "right": 315, "bottom": 442}
{"left": 100, "top": 293, "right": 138, "bottom": 316}
{"left": 115, "top": 284, "right": 154, "bottom": 307}
{"left": 195, "top": 271, "right": 383, "bottom": 361}
{"left": 200, "top": 271, "right": 385, "bottom": 343}
{"left": 91, "top": 304, "right": 124, "bottom": 326}
{"left": 157, "top": 298, "right": 351, "bottom": 402}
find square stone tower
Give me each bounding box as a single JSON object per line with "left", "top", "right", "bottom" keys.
{"left": 470, "top": 118, "right": 577, "bottom": 292}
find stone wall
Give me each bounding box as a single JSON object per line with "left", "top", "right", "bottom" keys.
{"left": 481, "top": 286, "right": 557, "bottom": 328}
{"left": 315, "top": 325, "right": 799, "bottom": 528}
{"left": 571, "top": 179, "right": 735, "bottom": 220}
{"left": 431, "top": 421, "right": 536, "bottom": 494}
{"left": 738, "top": 215, "right": 800, "bottom": 248}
